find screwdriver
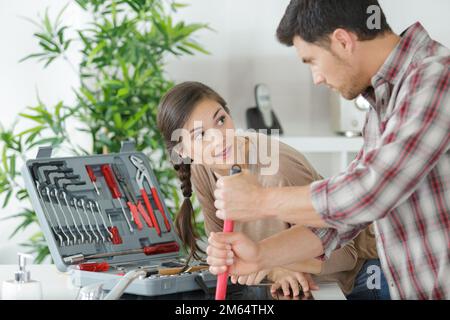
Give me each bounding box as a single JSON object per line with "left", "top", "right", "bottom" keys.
{"left": 101, "top": 164, "right": 134, "bottom": 233}
{"left": 63, "top": 241, "right": 180, "bottom": 264}
{"left": 85, "top": 165, "right": 100, "bottom": 195}
{"left": 215, "top": 164, "right": 241, "bottom": 300}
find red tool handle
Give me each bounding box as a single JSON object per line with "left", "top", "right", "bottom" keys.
{"left": 151, "top": 187, "right": 171, "bottom": 232}
{"left": 108, "top": 226, "right": 123, "bottom": 245}
{"left": 127, "top": 202, "right": 143, "bottom": 230}
{"left": 215, "top": 220, "right": 234, "bottom": 300}
{"left": 137, "top": 201, "right": 154, "bottom": 228}
{"left": 85, "top": 165, "right": 97, "bottom": 182}
{"left": 143, "top": 242, "right": 179, "bottom": 255}
{"left": 77, "top": 262, "right": 110, "bottom": 272}
{"left": 101, "top": 164, "right": 121, "bottom": 199}
{"left": 215, "top": 164, "right": 241, "bottom": 300}
{"left": 141, "top": 189, "right": 161, "bottom": 236}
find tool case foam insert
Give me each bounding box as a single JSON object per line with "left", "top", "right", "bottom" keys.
{"left": 22, "top": 141, "right": 215, "bottom": 297}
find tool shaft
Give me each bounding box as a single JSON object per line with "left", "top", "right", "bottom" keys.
{"left": 215, "top": 165, "right": 241, "bottom": 300}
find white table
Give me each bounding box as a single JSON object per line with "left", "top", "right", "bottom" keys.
{"left": 0, "top": 264, "right": 345, "bottom": 300}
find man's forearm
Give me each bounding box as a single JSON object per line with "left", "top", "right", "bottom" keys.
{"left": 261, "top": 184, "right": 331, "bottom": 227}
{"left": 258, "top": 225, "right": 324, "bottom": 270}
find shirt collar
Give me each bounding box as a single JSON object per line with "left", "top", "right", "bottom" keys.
{"left": 371, "top": 22, "right": 431, "bottom": 88}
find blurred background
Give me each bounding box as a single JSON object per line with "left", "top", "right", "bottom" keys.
{"left": 0, "top": 0, "right": 449, "bottom": 264}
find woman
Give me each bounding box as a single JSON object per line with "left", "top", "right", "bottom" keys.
{"left": 157, "top": 81, "right": 389, "bottom": 299}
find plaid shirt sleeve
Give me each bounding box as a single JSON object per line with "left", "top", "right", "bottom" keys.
{"left": 310, "top": 62, "right": 450, "bottom": 255}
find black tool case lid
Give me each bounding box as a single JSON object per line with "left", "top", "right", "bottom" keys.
{"left": 21, "top": 141, "right": 182, "bottom": 272}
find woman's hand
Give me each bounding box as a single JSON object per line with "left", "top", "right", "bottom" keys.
{"left": 268, "top": 268, "right": 319, "bottom": 297}
{"left": 207, "top": 231, "right": 263, "bottom": 275}
{"left": 230, "top": 270, "right": 270, "bottom": 286}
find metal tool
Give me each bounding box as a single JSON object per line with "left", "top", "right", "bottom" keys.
{"left": 63, "top": 241, "right": 180, "bottom": 264}
{"left": 30, "top": 161, "right": 66, "bottom": 183}
{"left": 73, "top": 198, "right": 93, "bottom": 243}
{"left": 111, "top": 162, "right": 153, "bottom": 230}
{"left": 215, "top": 164, "right": 242, "bottom": 300}
{"left": 35, "top": 181, "right": 64, "bottom": 246}
{"left": 79, "top": 198, "right": 100, "bottom": 243}
{"left": 130, "top": 155, "right": 171, "bottom": 235}
{"left": 85, "top": 165, "right": 100, "bottom": 195}
{"left": 88, "top": 200, "right": 107, "bottom": 242}
{"left": 94, "top": 201, "right": 114, "bottom": 240}
{"left": 42, "top": 186, "right": 71, "bottom": 246}
{"left": 61, "top": 191, "right": 85, "bottom": 244}
{"left": 101, "top": 164, "right": 134, "bottom": 233}
{"left": 53, "top": 188, "right": 78, "bottom": 245}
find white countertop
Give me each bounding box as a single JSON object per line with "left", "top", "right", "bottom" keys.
{"left": 0, "top": 264, "right": 345, "bottom": 300}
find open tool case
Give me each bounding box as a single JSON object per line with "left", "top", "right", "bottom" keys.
{"left": 21, "top": 141, "right": 216, "bottom": 297}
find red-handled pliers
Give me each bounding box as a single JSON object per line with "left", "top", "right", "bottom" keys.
{"left": 130, "top": 155, "right": 171, "bottom": 236}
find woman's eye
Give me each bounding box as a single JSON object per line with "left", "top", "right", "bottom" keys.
{"left": 194, "top": 131, "right": 204, "bottom": 140}
{"left": 217, "top": 115, "right": 226, "bottom": 126}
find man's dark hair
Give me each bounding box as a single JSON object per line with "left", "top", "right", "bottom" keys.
{"left": 277, "top": 0, "right": 392, "bottom": 47}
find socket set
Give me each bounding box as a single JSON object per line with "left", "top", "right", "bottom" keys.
{"left": 22, "top": 141, "right": 216, "bottom": 297}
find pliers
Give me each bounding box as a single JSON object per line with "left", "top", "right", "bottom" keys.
{"left": 111, "top": 163, "right": 153, "bottom": 231}
{"left": 130, "top": 155, "right": 171, "bottom": 236}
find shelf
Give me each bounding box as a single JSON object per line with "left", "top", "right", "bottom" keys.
{"left": 278, "top": 136, "right": 363, "bottom": 153}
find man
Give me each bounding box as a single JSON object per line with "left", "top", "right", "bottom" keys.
{"left": 206, "top": 0, "right": 449, "bottom": 299}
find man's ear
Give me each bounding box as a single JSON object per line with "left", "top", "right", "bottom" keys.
{"left": 331, "top": 28, "right": 357, "bottom": 53}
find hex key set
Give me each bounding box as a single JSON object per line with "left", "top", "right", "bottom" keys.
{"left": 22, "top": 141, "right": 216, "bottom": 297}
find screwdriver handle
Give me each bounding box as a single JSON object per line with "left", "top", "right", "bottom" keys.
{"left": 109, "top": 226, "right": 123, "bottom": 245}
{"left": 143, "top": 242, "right": 179, "bottom": 255}
{"left": 77, "top": 262, "right": 110, "bottom": 272}
{"left": 127, "top": 201, "right": 143, "bottom": 230}
{"left": 101, "top": 164, "right": 122, "bottom": 199}
{"left": 85, "top": 165, "right": 97, "bottom": 182}
{"left": 141, "top": 189, "right": 161, "bottom": 236}
{"left": 137, "top": 201, "right": 154, "bottom": 228}
{"left": 151, "top": 187, "right": 171, "bottom": 232}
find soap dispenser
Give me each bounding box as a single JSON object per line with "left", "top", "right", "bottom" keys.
{"left": 1, "top": 253, "right": 43, "bottom": 300}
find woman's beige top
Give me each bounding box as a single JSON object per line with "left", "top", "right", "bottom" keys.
{"left": 191, "top": 132, "right": 378, "bottom": 295}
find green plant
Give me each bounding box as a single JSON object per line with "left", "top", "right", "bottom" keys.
{"left": 0, "top": 0, "right": 209, "bottom": 263}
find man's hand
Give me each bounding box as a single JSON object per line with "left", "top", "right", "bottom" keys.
{"left": 214, "top": 170, "right": 270, "bottom": 221}
{"left": 206, "top": 231, "right": 263, "bottom": 276}
{"left": 268, "top": 268, "right": 319, "bottom": 297}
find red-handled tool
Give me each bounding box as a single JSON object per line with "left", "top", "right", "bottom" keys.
{"left": 141, "top": 189, "right": 161, "bottom": 236}
{"left": 100, "top": 164, "right": 134, "bottom": 233}
{"left": 150, "top": 187, "right": 171, "bottom": 232}
{"left": 85, "top": 165, "right": 100, "bottom": 195}
{"left": 77, "top": 262, "right": 110, "bottom": 272}
{"left": 63, "top": 241, "right": 180, "bottom": 264}
{"left": 215, "top": 164, "right": 242, "bottom": 300}
{"left": 109, "top": 226, "right": 123, "bottom": 245}
{"left": 130, "top": 155, "right": 171, "bottom": 235}
{"left": 111, "top": 163, "right": 154, "bottom": 231}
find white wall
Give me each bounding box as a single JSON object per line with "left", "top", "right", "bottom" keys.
{"left": 0, "top": 0, "right": 449, "bottom": 263}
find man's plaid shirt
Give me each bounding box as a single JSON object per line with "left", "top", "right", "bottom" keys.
{"left": 310, "top": 23, "right": 449, "bottom": 299}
